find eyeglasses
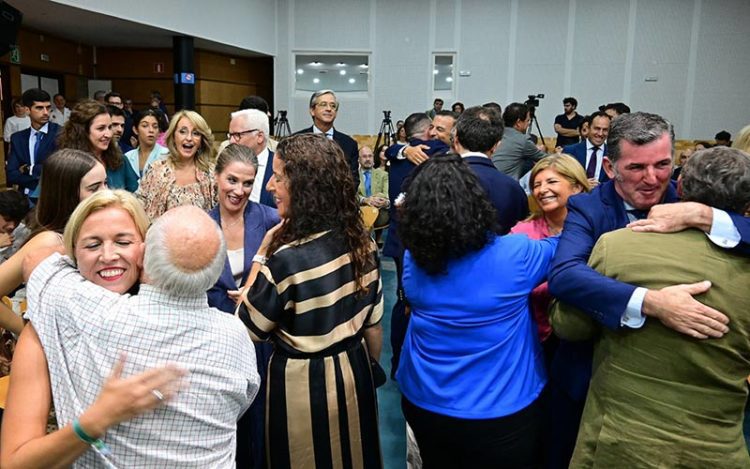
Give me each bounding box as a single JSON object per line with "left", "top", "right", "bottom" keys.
{"left": 227, "top": 129, "right": 259, "bottom": 140}
{"left": 315, "top": 102, "right": 338, "bottom": 110}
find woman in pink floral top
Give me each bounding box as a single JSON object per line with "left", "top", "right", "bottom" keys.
{"left": 136, "top": 110, "right": 217, "bottom": 220}
{"left": 511, "top": 154, "right": 590, "bottom": 365}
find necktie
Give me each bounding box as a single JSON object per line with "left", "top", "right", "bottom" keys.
{"left": 326, "top": 130, "right": 333, "bottom": 140}
{"left": 33, "top": 131, "right": 44, "bottom": 164}
{"left": 364, "top": 170, "right": 372, "bottom": 197}
{"left": 586, "top": 146, "right": 599, "bottom": 179}
{"left": 628, "top": 209, "right": 648, "bottom": 220}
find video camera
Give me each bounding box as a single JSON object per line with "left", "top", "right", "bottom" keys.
{"left": 525, "top": 94, "right": 545, "bottom": 108}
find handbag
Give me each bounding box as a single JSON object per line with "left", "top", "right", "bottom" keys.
{"left": 369, "top": 356, "right": 387, "bottom": 388}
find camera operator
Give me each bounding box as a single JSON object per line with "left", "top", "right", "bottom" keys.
{"left": 491, "top": 102, "right": 548, "bottom": 180}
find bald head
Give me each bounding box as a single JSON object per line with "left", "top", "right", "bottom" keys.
{"left": 144, "top": 206, "right": 226, "bottom": 296}
{"left": 359, "top": 145, "right": 374, "bottom": 169}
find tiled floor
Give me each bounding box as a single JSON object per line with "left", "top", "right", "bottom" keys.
{"left": 377, "top": 258, "right": 407, "bottom": 469}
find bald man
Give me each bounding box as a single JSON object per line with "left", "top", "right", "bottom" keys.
{"left": 24, "top": 205, "right": 259, "bottom": 467}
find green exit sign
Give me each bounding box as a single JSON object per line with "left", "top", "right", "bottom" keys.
{"left": 9, "top": 46, "right": 21, "bottom": 64}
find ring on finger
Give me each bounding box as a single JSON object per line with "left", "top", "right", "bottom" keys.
{"left": 152, "top": 389, "right": 164, "bottom": 401}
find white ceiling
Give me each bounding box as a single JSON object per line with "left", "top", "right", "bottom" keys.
{"left": 7, "top": 0, "right": 267, "bottom": 58}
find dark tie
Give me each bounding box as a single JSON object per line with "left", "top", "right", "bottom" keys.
{"left": 586, "top": 146, "right": 599, "bottom": 179}
{"left": 364, "top": 170, "right": 372, "bottom": 197}
{"left": 628, "top": 209, "right": 648, "bottom": 220}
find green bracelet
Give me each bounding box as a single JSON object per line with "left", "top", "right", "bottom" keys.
{"left": 72, "top": 419, "right": 112, "bottom": 456}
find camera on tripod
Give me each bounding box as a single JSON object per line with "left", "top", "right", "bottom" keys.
{"left": 525, "top": 94, "right": 545, "bottom": 108}
{"left": 383, "top": 110, "right": 391, "bottom": 121}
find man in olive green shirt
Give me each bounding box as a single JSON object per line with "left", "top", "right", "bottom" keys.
{"left": 551, "top": 146, "right": 750, "bottom": 468}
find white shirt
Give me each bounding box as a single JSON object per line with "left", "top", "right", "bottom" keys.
{"left": 28, "top": 123, "right": 50, "bottom": 173}
{"left": 27, "top": 254, "right": 260, "bottom": 468}
{"left": 3, "top": 115, "right": 30, "bottom": 142}
{"left": 313, "top": 125, "right": 334, "bottom": 139}
{"left": 584, "top": 139, "right": 604, "bottom": 179}
{"left": 50, "top": 106, "right": 70, "bottom": 125}
{"left": 249, "top": 147, "right": 270, "bottom": 203}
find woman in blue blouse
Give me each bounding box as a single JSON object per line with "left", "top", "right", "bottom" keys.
{"left": 396, "top": 155, "right": 558, "bottom": 468}
{"left": 124, "top": 109, "right": 167, "bottom": 184}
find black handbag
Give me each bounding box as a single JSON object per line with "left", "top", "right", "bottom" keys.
{"left": 369, "top": 356, "right": 387, "bottom": 388}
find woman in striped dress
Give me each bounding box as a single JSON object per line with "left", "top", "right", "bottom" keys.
{"left": 238, "top": 133, "right": 383, "bottom": 469}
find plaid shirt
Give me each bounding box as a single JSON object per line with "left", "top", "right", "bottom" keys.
{"left": 26, "top": 254, "right": 259, "bottom": 468}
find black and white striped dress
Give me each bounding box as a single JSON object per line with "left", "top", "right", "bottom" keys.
{"left": 239, "top": 230, "right": 383, "bottom": 469}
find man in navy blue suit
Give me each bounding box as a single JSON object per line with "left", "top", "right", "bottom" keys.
{"left": 7, "top": 88, "right": 61, "bottom": 194}
{"left": 294, "top": 90, "right": 359, "bottom": 187}
{"left": 562, "top": 111, "right": 611, "bottom": 187}
{"left": 228, "top": 108, "right": 276, "bottom": 208}
{"left": 546, "top": 112, "right": 748, "bottom": 468}
{"left": 384, "top": 112, "right": 450, "bottom": 377}
{"left": 452, "top": 105, "right": 529, "bottom": 233}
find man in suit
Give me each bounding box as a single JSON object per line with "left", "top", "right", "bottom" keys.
{"left": 492, "top": 102, "right": 548, "bottom": 180}
{"left": 390, "top": 110, "right": 457, "bottom": 165}
{"left": 228, "top": 108, "right": 276, "bottom": 208}
{"left": 357, "top": 145, "right": 389, "bottom": 230}
{"left": 452, "top": 105, "right": 529, "bottom": 233}
{"left": 385, "top": 112, "right": 450, "bottom": 378}
{"left": 295, "top": 89, "right": 359, "bottom": 187}
{"left": 546, "top": 112, "right": 749, "bottom": 468}
{"left": 562, "top": 111, "right": 611, "bottom": 188}
{"left": 550, "top": 146, "right": 750, "bottom": 468}
{"left": 7, "top": 88, "right": 61, "bottom": 194}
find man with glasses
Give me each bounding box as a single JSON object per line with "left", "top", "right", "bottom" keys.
{"left": 227, "top": 109, "right": 276, "bottom": 207}
{"left": 295, "top": 90, "right": 359, "bottom": 186}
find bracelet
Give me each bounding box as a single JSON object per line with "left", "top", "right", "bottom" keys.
{"left": 72, "top": 419, "right": 112, "bottom": 456}
{"left": 252, "top": 254, "right": 268, "bottom": 265}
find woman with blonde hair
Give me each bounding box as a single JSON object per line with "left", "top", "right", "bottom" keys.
{"left": 136, "top": 110, "right": 217, "bottom": 219}
{"left": 1, "top": 190, "right": 186, "bottom": 468}
{"left": 511, "top": 154, "right": 591, "bottom": 364}
{"left": 731, "top": 124, "right": 750, "bottom": 153}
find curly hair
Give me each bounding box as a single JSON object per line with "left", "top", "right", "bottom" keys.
{"left": 57, "top": 99, "right": 123, "bottom": 170}
{"left": 398, "top": 155, "right": 500, "bottom": 275}
{"left": 165, "top": 110, "right": 216, "bottom": 172}
{"left": 269, "top": 134, "right": 372, "bottom": 292}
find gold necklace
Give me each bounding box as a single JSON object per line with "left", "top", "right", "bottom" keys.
{"left": 221, "top": 215, "right": 243, "bottom": 229}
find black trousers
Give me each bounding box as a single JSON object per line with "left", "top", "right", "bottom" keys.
{"left": 388, "top": 255, "right": 409, "bottom": 378}
{"left": 402, "top": 396, "right": 544, "bottom": 469}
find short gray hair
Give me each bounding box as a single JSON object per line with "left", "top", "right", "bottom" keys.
{"left": 230, "top": 108, "right": 270, "bottom": 137}
{"left": 607, "top": 112, "right": 674, "bottom": 164}
{"left": 143, "top": 216, "right": 227, "bottom": 296}
{"left": 681, "top": 146, "right": 750, "bottom": 214}
{"left": 309, "top": 89, "right": 337, "bottom": 109}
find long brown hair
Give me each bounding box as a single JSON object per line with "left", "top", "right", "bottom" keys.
{"left": 269, "top": 134, "right": 372, "bottom": 291}
{"left": 57, "top": 99, "right": 123, "bottom": 169}
{"left": 34, "top": 149, "right": 101, "bottom": 235}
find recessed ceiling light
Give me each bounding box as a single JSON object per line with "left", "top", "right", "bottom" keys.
{"left": 348, "top": 78, "right": 356, "bottom": 84}
{"left": 433, "top": 69, "right": 438, "bottom": 75}
{"left": 296, "top": 69, "right": 304, "bottom": 74}
{"left": 310, "top": 61, "right": 321, "bottom": 66}
{"left": 313, "top": 78, "right": 320, "bottom": 84}
{"left": 446, "top": 77, "right": 453, "bottom": 82}
{"left": 339, "top": 70, "right": 346, "bottom": 75}
{"left": 336, "top": 62, "right": 346, "bottom": 67}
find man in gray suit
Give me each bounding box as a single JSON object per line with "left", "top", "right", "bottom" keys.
{"left": 491, "top": 102, "right": 548, "bottom": 180}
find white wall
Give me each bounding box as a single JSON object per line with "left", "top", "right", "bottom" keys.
{"left": 52, "top": 0, "right": 277, "bottom": 56}
{"left": 275, "top": 0, "right": 750, "bottom": 139}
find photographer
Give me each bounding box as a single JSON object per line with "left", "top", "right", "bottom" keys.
{"left": 491, "top": 102, "right": 548, "bottom": 180}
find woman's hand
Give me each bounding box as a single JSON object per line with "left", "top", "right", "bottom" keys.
{"left": 0, "top": 233, "right": 13, "bottom": 249}
{"left": 78, "top": 354, "right": 187, "bottom": 438}
{"left": 256, "top": 221, "right": 285, "bottom": 258}
{"left": 228, "top": 289, "right": 241, "bottom": 304}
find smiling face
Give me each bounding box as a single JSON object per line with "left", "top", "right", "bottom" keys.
{"left": 309, "top": 93, "right": 338, "bottom": 129}
{"left": 74, "top": 206, "right": 143, "bottom": 294}
{"left": 532, "top": 168, "right": 581, "bottom": 216}
{"left": 605, "top": 132, "right": 673, "bottom": 210}
{"left": 588, "top": 115, "right": 610, "bottom": 147}
{"left": 267, "top": 157, "right": 290, "bottom": 219}
{"left": 79, "top": 162, "right": 108, "bottom": 201}
{"left": 429, "top": 115, "right": 456, "bottom": 146}
{"left": 174, "top": 117, "right": 202, "bottom": 160}
{"left": 135, "top": 115, "right": 159, "bottom": 147}
{"left": 216, "top": 161, "right": 256, "bottom": 216}
{"left": 88, "top": 113, "right": 113, "bottom": 157}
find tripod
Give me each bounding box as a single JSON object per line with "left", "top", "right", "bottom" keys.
{"left": 374, "top": 111, "right": 394, "bottom": 151}
{"left": 273, "top": 111, "right": 292, "bottom": 140}
{"left": 527, "top": 106, "right": 548, "bottom": 152}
